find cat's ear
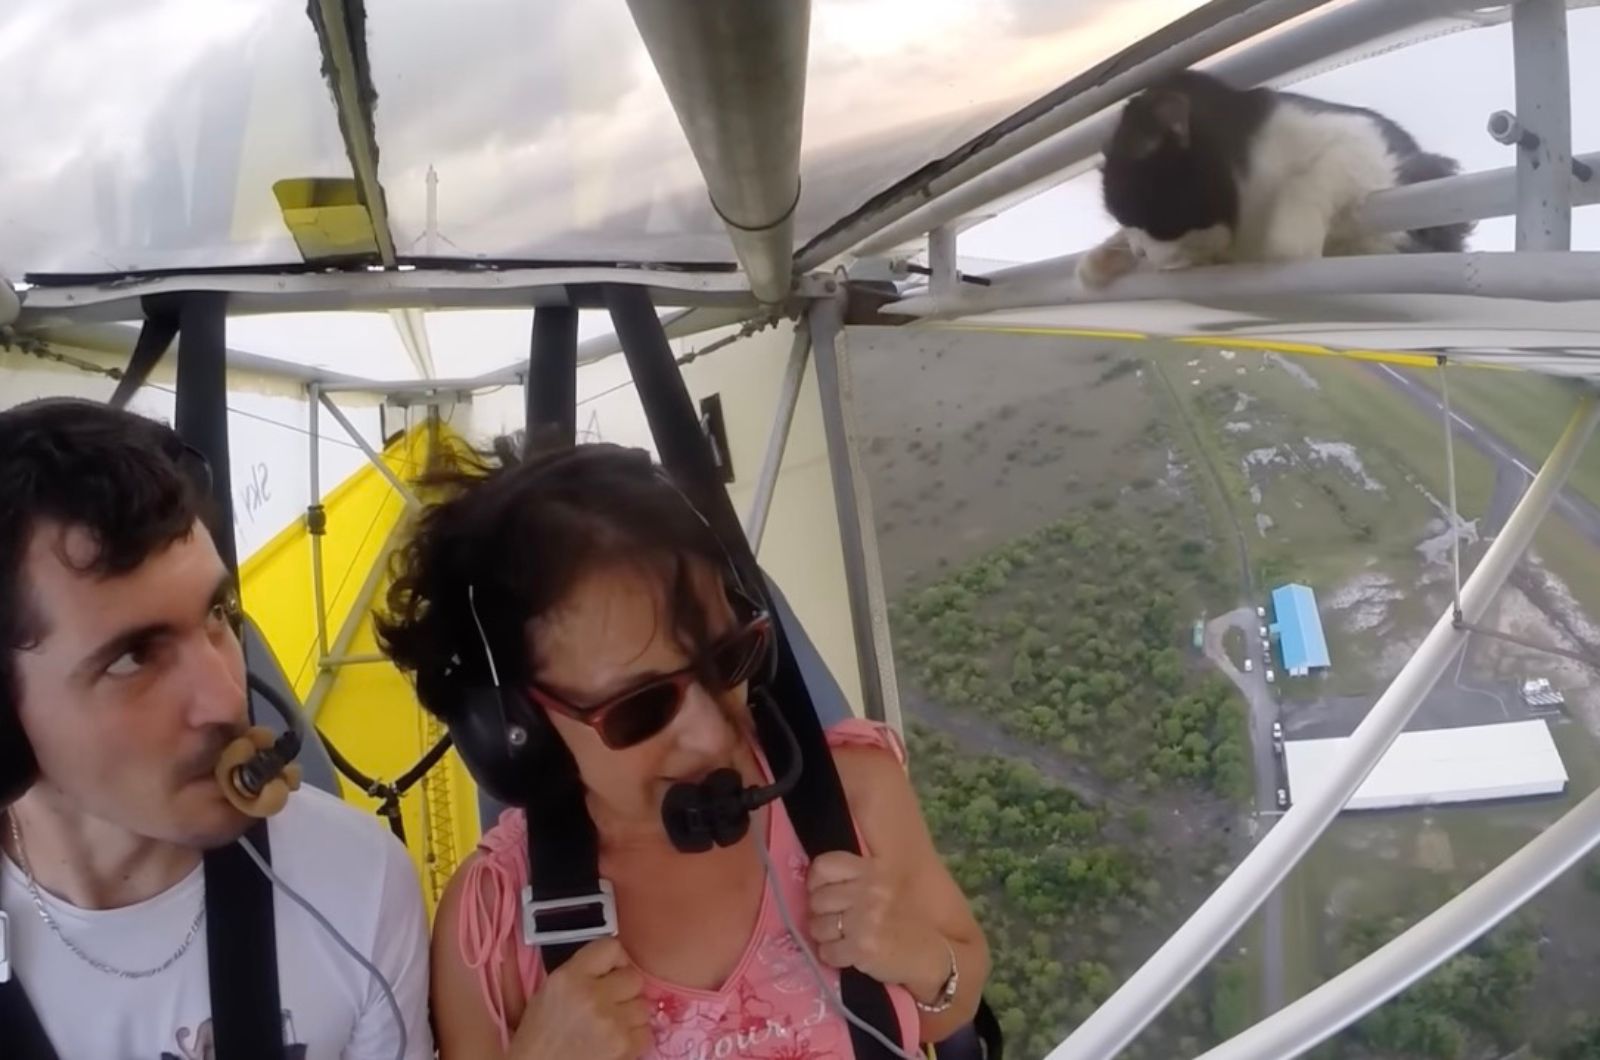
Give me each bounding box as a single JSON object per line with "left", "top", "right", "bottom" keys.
{"left": 1148, "top": 91, "right": 1192, "bottom": 148}
{"left": 1118, "top": 90, "right": 1191, "bottom": 158}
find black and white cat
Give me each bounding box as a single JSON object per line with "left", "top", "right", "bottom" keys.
{"left": 1078, "top": 71, "right": 1472, "bottom": 287}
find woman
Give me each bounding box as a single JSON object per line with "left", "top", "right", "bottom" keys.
{"left": 378, "top": 441, "right": 989, "bottom": 1059}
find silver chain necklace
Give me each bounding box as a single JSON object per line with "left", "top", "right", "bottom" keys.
{"left": 7, "top": 812, "right": 205, "bottom": 980}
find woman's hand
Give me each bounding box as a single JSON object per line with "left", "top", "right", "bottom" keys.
{"left": 806, "top": 851, "right": 952, "bottom": 1004}
{"left": 510, "top": 938, "right": 651, "bottom": 1060}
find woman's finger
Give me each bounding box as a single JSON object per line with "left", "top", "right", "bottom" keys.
{"left": 807, "top": 851, "right": 866, "bottom": 891}
{"left": 816, "top": 937, "right": 854, "bottom": 969}
{"left": 807, "top": 910, "right": 850, "bottom": 943}
{"left": 806, "top": 879, "right": 859, "bottom": 916}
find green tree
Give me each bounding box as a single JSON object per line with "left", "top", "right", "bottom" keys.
{"left": 1011, "top": 651, "right": 1036, "bottom": 689}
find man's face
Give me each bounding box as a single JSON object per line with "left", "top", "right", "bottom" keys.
{"left": 13, "top": 519, "right": 251, "bottom": 848}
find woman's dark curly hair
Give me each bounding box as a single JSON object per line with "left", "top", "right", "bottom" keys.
{"left": 376, "top": 436, "right": 737, "bottom": 727}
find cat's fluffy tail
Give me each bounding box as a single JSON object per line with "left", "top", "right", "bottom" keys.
{"left": 1397, "top": 151, "right": 1474, "bottom": 253}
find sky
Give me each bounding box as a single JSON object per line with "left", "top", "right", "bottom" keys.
{"left": 2, "top": 3, "right": 1595, "bottom": 380}
{"left": 0, "top": 0, "right": 1207, "bottom": 272}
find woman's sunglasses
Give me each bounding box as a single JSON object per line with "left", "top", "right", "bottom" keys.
{"left": 528, "top": 609, "right": 774, "bottom": 750}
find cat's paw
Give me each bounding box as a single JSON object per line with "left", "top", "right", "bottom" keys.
{"left": 1077, "top": 237, "right": 1138, "bottom": 289}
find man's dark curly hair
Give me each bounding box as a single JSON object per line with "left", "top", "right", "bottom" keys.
{"left": 376, "top": 437, "right": 736, "bottom": 726}
{"left": 0, "top": 399, "right": 212, "bottom": 756}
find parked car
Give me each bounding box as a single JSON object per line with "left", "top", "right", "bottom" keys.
{"left": 1265, "top": 669, "right": 1276, "bottom": 684}
{"left": 1257, "top": 606, "right": 1266, "bottom": 619}
{"left": 1244, "top": 658, "right": 1254, "bottom": 673}
{"left": 1276, "top": 787, "right": 1290, "bottom": 809}
{"left": 1271, "top": 721, "right": 1284, "bottom": 750}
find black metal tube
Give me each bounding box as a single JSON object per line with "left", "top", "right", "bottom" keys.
{"left": 526, "top": 305, "right": 579, "bottom": 442}
{"left": 109, "top": 309, "right": 179, "bottom": 409}
{"left": 173, "top": 292, "right": 236, "bottom": 572}
{"left": 395, "top": 735, "right": 453, "bottom": 793}
{"left": 605, "top": 286, "right": 741, "bottom": 542}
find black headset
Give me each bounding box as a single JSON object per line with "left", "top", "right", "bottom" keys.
{"left": 443, "top": 468, "right": 803, "bottom": 854}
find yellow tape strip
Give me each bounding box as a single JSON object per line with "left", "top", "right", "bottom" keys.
{"left": 931, "top": 322, "right": 1506, "bottom": 372}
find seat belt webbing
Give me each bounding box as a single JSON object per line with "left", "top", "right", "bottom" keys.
{"left": 0, "top": 973, "right": 60, "bottom": 1060}
{"left": 204, "top": 819, "right": 285, "bottom": 1060}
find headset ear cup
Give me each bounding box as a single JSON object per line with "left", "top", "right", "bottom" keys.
{"left": 447, "top": 687, "right": 550, "bottom": 809}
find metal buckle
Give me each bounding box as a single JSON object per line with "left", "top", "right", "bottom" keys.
{"left": 520, "top": 880, "right": 618, "bottom": 947}
{"left": 0, "top": 910, "right": 10, "bottom": 983}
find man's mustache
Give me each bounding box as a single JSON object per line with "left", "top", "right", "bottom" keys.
{"left": 176, "top": 723, "right": 250, "bottom": 783}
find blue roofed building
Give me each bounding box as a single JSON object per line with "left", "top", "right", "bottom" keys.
{"left": 1270, "top": 583, "right": 1331, "bottom": 677}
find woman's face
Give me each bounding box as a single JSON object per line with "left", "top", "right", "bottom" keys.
{"left": 528, "top": 559, "right": 751, "bottom": 829}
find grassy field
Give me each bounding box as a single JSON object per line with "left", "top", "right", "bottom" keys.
{"left": 1397, "top": 363, "right": 1600, "bottom": 631}
{"left": 1153, "top": 348, "right": 1493, "bottom": 585}
{"left": 850, "top": 328, "right": 1178, "bottom": 597}
{"left": 1147, "top": 346, "right": 1498, "bottom": 697}
{"left": 849, "top": 326, "right": 1600, "bottom": 1056}
{"left": 1407, "top": 365, "right": 1600, "bottom": 512}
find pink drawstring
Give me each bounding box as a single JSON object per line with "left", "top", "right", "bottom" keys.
{"left": 458, "top": 810, "right": 532, "bottom": 1051}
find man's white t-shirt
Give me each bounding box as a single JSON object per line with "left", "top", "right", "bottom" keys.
{"left": 0, "top": 787, "right": 433, "bottom": 1059}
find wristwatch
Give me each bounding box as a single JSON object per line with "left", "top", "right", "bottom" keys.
{"left": 916, "top": 940, "right": 960, "bottom": 1014}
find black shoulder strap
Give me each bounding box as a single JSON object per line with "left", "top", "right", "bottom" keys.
{"left": 0, "top": 974, "right": 60, "bottom": 1060}
{"left": 0, "top": 818, "right": 285, "bottom": 1060}
{"left": 204, "top": 819, "right": 285, "bottom": 1060}
{"left": 757, "top": 625, "right": 903, "bottom": 1060}
{"left": 523, "top": 750, "right": 603, "bottom": 973}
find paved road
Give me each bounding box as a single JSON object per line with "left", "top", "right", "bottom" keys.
{"left": 1366, "top": 362, "right": 1600, "bottom": 547}
{"left": 1204, "top": 607, "right": 1287, "bottom": 1016}
{"left": 1367, "top": 360, "right": 1600, "bottom": 676}
{"left": 1151, "top": 359, "right": 1255, "bottom": 595}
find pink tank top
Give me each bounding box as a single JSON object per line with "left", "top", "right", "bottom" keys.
{"left": 458, "top": 720, "right": 922, "bottom": 1059}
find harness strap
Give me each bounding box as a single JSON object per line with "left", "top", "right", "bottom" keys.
{"left": 760, "top": 626, "right": 903, "bottom": 1060}
{"left": 0, "top": 974, "right": 59, "bottom": 1060}
{"left": 523, "top": 753, "right": 602, "bottom": 972}
{"left": 204, "top": 819, "right": 285, "bottom": 1059}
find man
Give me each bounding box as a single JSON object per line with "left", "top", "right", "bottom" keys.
{"left": 0, "top": 399, "right": 432, "bottom": 1059}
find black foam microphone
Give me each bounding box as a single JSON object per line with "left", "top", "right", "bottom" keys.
{"left": 661, "top": 692, "right": 803, "bottom": 854}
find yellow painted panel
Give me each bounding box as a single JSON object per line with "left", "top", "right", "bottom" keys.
{"left": 239, "top": 425, "right": 479, "bottom": 917}
{"left": 241, "top": 428, "right": 428, "bottom": 700}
